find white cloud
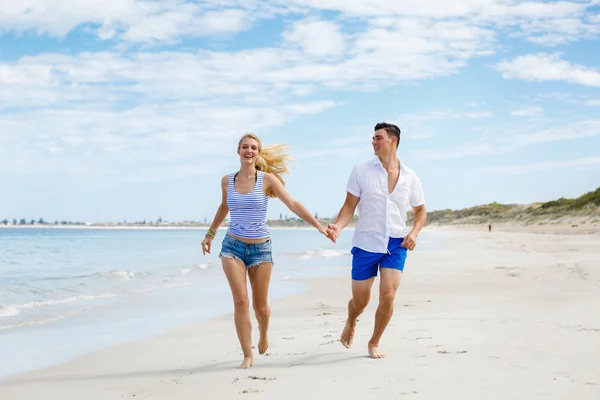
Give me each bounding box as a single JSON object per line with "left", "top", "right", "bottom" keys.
{"left": 275, "top": 0, "right": 588, "bottom": 19}
{"left": 495, "top": 53, "right": 600, "bottom": 87}
{"left": 586, "top": 99, "right": 600, "bottom": 107}
{"left": 512, "top": 15, "right": 599, "bottom": 46}
{"left": 283, "top": 19, "right": 345, "bottom": 57}
{"left": 284, "top": 100, "right": 340, "bottom": 114}
{"left": 0, "top": 100, "right": 338, "bottom": 180}
{"left": 511, "top": 120, "right": 600, "bottom": 146}
{"left": 418, "top": 119, "right": 600, "bottom": 160}
{"left": 511, "top": 106, "right": 543, "bottom": 116}
{"left": 491, "top": 157, "right": 600, "bottom": 174}
{"left": 121, "top": 8, "right": 253, "bottom": 44}
{"left": 2, "top": 0, "right": 599, "bottom": 185}
{"left": 0, "top": 1, "right": 260, "bottom": 44}
{"left": 2, "top": 0, "right": 597, "bottom": 47}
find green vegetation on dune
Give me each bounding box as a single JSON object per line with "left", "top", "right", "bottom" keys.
{"left": 426, "top": 186, "right": 600, "bottom": 225}
{"left": 540, "top": 186, "right": 600, "bottom": 210}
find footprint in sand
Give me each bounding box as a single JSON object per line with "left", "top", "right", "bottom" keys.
{"left": 248, "top": 376, "right": 276, "bottom": 381}
{"left": 437, "top": 350, "right": 468, "bottom": 355}
{"left": 494, "top": 266, "right": 522, "bottom": 277}
{"left": 320, "top": 339, "right": 339, "bottom": 345}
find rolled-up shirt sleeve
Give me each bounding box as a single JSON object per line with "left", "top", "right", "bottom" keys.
{"left": 346, "top": 165, "right": 361, "bottom": 198}
{"left": 409, "top": 175, "right": 425, "bottom": 207}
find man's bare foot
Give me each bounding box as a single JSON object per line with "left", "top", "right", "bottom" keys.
{"left": 237, "top": 357, "right": 253, "bottom": 369}
{"left": 368, "top": 342, "right": 385, "bottom": 359}
{"left": 340, "top": 320, "right": 356, "bottom": 348}
{"left": 258, "top": 326, "right": 269, "bottom": 355}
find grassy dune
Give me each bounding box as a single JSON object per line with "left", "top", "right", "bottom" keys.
{"left": 425, "top": 187, "right": 600, "bottom": 226}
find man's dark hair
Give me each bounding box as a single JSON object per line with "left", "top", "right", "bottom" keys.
{"left": 374, "top": 122, "right": 401, "bottom": 148}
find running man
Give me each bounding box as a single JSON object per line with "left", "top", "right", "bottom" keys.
{"left": 326, "top": 122, "right": 427, "bottom": 358}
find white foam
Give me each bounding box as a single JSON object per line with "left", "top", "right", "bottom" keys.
{"left": 0, "top": 308, "right": 88, "bottom": 331}
{"left": 295, "top": 249, "right": 349, "bottom": 259}
{"left": 105, "top": 270, "right": 136, "bottom": 280}
{"left": 0, "top": 306, "right": 20, "bottom": 318}
{"left": 16, "top": 293, "right": 117, "bottom": 310}
{"left": 317, "top": 249, "right": 349, "bottom": 257}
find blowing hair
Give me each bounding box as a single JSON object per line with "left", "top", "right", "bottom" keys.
{"left": 238, "top": 133, "right": 292, "bottom": 198}
{"left": 374, "top": 122, "right": 401, "bottom": 148}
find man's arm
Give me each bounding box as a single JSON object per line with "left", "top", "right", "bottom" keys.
{"left": 402, "top": 204, "right": 426, "bottom": 251}
{"left": 410, "top": 204, "right": 427, "bottom": 236}
{"left": 327, "top": 192, "right": 359, "bottom": 242}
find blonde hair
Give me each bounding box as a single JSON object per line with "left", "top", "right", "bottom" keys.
{"left": 238, "top": 133, "right": 292, "bottom": 198}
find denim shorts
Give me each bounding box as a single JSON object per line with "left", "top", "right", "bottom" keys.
{"left": 351, "top": 237, "right": 407, "bottom": 281}
{"left": 219, "top": 234, "right": 274, "bottom": 268}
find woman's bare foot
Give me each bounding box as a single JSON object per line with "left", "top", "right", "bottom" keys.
{"left": 237, "top": 356, "right": 253, "bottom": 369}
{"left": 340, "top": 320, "right": 356, "bottom": 348}
{"left": 368, "top": 342, "right": 385, "bottom": 359}
{"left": 258, "top": 325, "right": 269, "bottom": 355}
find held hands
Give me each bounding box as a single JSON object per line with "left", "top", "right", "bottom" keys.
{"left": 317, "top": 223, "right": 337, "bottom": 243}
{"left": 401, "top": 231, "right": 418, "bottom": 251}
{"left": 325, "top": 224, "right": 341, "bottom": 244}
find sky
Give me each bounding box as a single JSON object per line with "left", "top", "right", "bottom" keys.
{"left": 1, "top": 0, "right": 599, "bottom": 223}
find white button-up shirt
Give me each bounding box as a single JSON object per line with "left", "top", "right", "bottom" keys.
{"left": 346, "top": 157, "right": 425, "bottom": 254}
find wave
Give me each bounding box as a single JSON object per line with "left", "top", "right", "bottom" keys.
{"left": 179, "top": 264, "right": 209, "bottom": 275}
{"left": 1, "top": 293, "right": 117, "bottom": 316}
{"left": 0, "top": 306, "right": 20, "bottom": 317}
{"left": 133, "top": 282, "right": 191, "bottom": 293}
{"left": 98, "top": 270, "right": 136, "bottom": 280}
{"left": 0, "top": 308, "right": 88, "bottom": 331}
{"left": 291, "top": 249, "right": 350, "bottom": 260}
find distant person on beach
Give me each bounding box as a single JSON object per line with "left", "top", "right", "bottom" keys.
{"left": 489, "top": 223, "right": 492, "bottom": 232}
{"left": 201, "top": 133, "right": 329, "bottom": 369}
{"left": 326, "top": 122, "right": 427, "bottom": 359}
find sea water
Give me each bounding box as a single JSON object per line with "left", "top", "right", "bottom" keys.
{"left": 0, "top": 227, "right": 443, "bottom": 377}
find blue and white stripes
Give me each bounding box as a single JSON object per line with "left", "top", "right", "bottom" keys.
{"left": 226, "top": 171, "right": 270, "bottom": 239}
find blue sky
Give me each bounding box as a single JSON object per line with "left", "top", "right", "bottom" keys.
{"left": 1, "top": 0, "right": 599, "bottom": 223}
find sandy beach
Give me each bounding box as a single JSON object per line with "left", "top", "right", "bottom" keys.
{"left": 2, "top": 227, "right": 599, "bottom": 399}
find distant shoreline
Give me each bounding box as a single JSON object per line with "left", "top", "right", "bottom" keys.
{"left": 2, "top": 219, "right": 599, "bottom": 234}
{"left": 0, "top": 224, "right": 348, "bottom": 231}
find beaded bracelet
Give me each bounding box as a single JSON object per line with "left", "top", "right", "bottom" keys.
{"left": 205, "top": 228, "right": 216, "bottom": 239}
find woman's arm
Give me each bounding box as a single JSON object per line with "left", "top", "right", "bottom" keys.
{"left": 264, "top": 173, "right": 326, "bottom": 235}
{"left": 201, "top": 176, "right": 229, "bottom": 255}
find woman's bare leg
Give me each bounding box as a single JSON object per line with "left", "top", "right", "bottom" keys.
{"left": 222, "top": 257, "right": 253, "bottom": 368}
{"left": 248, "top": 263, "right": 273, "bottom": 355}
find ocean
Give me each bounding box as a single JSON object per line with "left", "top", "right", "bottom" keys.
{"left": 0, "top": 227, "right": 442, "bottom": 378}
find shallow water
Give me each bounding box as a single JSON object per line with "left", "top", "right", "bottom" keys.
{"left": 0, "top": 227, "right": 444, "bottom": 377}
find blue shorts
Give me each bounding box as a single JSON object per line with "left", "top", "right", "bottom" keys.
{"left": 219, "top": 234, "right": 274, "bottom": 268}
{"left": 351, "top": 237, "right": 407, "bottom": 281}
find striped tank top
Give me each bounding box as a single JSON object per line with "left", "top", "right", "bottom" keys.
{"left": 226, "top": 171, "right": 270, "bottom": 239}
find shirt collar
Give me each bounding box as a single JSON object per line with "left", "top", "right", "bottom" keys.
{"left": 372, "top": 156, "right": 404, "bottom": 170}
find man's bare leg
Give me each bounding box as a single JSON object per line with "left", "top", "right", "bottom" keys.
{"left": 222, "top": 257, "right": 253, "bottom": 368}
{"left": 368, "top": 268, "right": 402, "bottom": 358}
{"left": 341, "top": 278, "right": 375, "bottom": 348}
{"left": 248, "top": 262, "right": 273, "bottom": 355}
